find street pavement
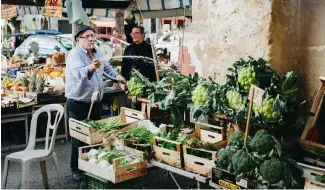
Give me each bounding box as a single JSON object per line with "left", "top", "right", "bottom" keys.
{"left": 1, "top": 140, "right": 211, "bottom": 189}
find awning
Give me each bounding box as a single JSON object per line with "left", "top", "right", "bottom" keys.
{"left": 141, "top": 7, "right": 191, "bottom": 18}
{"left": 1, "top": 0, "right": 132, "bottom": 9}
{"left": 90, "top": 19, "right": 116, "bottom": 28}
{"left": 136, "top": 0, "right": 192, "bottom": 11}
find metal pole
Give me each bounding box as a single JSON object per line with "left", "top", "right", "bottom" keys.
{"left": 72, "top": 23, "right": 77, "bottom": 47}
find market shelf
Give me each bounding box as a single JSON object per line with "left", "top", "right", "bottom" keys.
{"left": 149, "top": 160, "right": 208, "bottom": 184}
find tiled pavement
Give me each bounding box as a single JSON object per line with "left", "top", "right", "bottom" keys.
{"left": 1, "top": 140, "right": 211, "bottom": 189}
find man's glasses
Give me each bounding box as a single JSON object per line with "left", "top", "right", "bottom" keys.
{"left": 79, "top": 34, "right": 96, "bottom": 39}
{"left": 131, "top": 32, "right": 141, "bottom": 36}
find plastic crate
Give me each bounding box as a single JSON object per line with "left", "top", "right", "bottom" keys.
{"left": 84, "top": 173, "right": 109, "bottom": 189}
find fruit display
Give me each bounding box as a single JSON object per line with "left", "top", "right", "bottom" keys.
{"left": 36, "top": 76, "right": 46, "bottom": 93}
{"left": 28, "top": 73, "right": 37, "bottom": 92}
{"left": 51, "top": 52, "right": 65, "bottom": 64}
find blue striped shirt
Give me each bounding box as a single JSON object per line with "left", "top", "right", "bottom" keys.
{"left": 65, "top": 45, "right": 118, "bottom": 103}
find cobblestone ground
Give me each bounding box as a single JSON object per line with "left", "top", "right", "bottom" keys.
{"left": 1, "top": 140, "right": 212, "bottom": 189}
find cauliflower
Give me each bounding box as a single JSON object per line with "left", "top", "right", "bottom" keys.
{"left": 232, "top": 149, "right": 254, "bottom": 174}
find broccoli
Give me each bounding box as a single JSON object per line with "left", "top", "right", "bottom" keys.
{"left": 249, "top": 129, "right": 277, "bottom": 154}
{"left": 216, "top": 147, "right": 236, "bottom": 170}
{"left": 232, "top": 149, "right": 254, "bottom": 174}
{"left": 227, "top": 131, "right": 245, "bottom": 149}
{"left": 259, "top": 158, "right": 285, "bottom": 184}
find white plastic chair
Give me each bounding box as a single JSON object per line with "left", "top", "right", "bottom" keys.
{"left": 2, "top": 104, "right": 65, "bottom": 189}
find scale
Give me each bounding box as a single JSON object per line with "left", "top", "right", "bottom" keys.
{"left": 27, "top": 41, "right": 40, "bottom": 66}
{"left": 99, "top": 42, "right": 113, "bottom": 61}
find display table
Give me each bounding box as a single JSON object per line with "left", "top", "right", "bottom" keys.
{"left": 149, "top": 160, "right": 209, "bottom": 190}
{"left": 1, "top": 112, "right": 31, "bottom": 151}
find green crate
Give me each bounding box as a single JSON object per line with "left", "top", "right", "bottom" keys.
{"left": 84, "top": 172, "right": 109, "bottom": 189}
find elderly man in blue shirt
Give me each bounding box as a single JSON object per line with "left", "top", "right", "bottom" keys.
{"left": 65, "top": 25, "right": 126, "bottom": 181}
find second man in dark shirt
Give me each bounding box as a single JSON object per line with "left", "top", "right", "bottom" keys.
{"left": 121, "top": 26, "right": 157, "bottom": 82}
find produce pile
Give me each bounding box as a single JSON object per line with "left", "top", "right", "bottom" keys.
{"left": 185, "top": 138, "right": 219, "bottom": 159}
{"left": 215, "top": 130, "right": 303, "bottom": 189}
{"left": 81, "top": 146, "right": 141, "bottom": 170}
{"left": 156, "top": 128, "right": 188, "bottom": 151}
{"left": 105, "top": 125, "right": 155, "bottom": 146}
{"left": 3, "top": 72, "right": 46, "bottom": 93}
{"left": 82, "top": 118, "right": 121, "bottom": 132}
{"left": 126, "top": 57, "right": 299, "bottom": 132}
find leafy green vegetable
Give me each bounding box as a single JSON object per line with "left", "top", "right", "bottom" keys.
{"left": 232, "top": 149, "right": 254, "bottom": 174}
{"left": 114, "top": 126, "right": 155, "bottom": 145}
{"left": 127, "top": 69, "right": 163, "bottom": 101}
{"left": 149, "top": 71, "right": 199, "bottom": 128}
{"left": 227, "top": 131, "right": 245, "bottom": 149}
{"left": 216, "top": 147, "right": 236, "bottom": 171}
{"left": 156, "top": 128, "right": 187, "bottom": 151}
{"left": 249, "top": 129, "right": 282, "bottom": 163}
{"left": 82, "top": 118, "right": 121, "bottom": 131}
{"left": 259, "top": 158, "right": 285, "bottom": 184}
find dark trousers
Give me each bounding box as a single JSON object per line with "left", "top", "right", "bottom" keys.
{"left": 67, "top": 99, "right": 102, "bottom": 172}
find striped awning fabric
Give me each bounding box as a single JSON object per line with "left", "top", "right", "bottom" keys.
{"left": 14, "top": 0, "right": 192, "bottom": 18}
{"left": 136, "top": 0, "right": 192, "bottom": 11}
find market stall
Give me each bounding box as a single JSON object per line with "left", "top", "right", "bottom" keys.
{"left": 2, "top": 1, "right": 325, "bottom": 189}
{"left": 63, "top": 54, "right": 325, "bottom": 189}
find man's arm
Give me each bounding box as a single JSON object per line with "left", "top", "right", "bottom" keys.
{"left": 121, "top": 47, "right": 132, "bottom": 81}
{"left": 96, "top": 50, "right": 118, "bottom": 77}
{"left": 102, "top": 60, "right": 118, "bottom": 77}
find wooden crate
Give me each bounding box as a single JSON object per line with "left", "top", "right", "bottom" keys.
{"left": 194, "top": 122, "right": 225, "bottom": 143}
{"left": 183, "top": 122, "right": 226, "bottom": 176}
{"left": 212, "top": 167, "right": 258, "bottom": 189}
{"left": 69, "top": 107, "right": 146, "bottom": 145}
{"left": 183, "top": 146, "right": 217, "bottom": 176}
{"left": 183, "top": 141, "right": 227, "bottom": 177}
{"left": 153, "top": 136, "right": 183, "bottom": 168}
{"left": 78, "top": 143, "right": 147, "bottom": 184}
{"left": 305, "top": 179, "right": 325, "bottom": 189}
{"left": 298, "top": 159, "right": 325, "bottom": 184}
{"left": 127, "top": 96, "right": 171, "bottom": 125}
{"left": 299, "top": 76, "right": 325, "bottom": 158}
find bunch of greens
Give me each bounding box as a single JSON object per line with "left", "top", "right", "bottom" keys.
{"left": 224, "top": 57, "right": 299, "bottom": 129}
{"left": 156, "top": 128, "right": 187, "bottom": 151}
{"left": 105, "top": 125, "right": 155, "bottom": 145}
{"left": 127, "top": 69, "right": 163, "bottom": 101}
{"left": 185, "top": 138, "right": 219, "bottom": 159}
{"left": 149, "top": 71, "right": 199, "bottom": 128}
{"left": 82, "top": 118, "right": 121, "bottom": 131}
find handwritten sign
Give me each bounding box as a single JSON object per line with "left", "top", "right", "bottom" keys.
{"left": 249, "top": 85, "right": 265, "bottom": 105}
{"left": 1, "top": 5, "right": 17, "bottom": 19}
{"left": 43, "top": 0, "right": 62, "bottom": 18}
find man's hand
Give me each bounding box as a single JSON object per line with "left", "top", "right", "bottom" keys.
{"left": 116, "top": 74, "right": 126, "bottom": 84}
{"left": 88, "top": 59, "right": 101, "bottom": 73}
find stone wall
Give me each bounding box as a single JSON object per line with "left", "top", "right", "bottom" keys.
{"left": 184, "top": 0, "right": 325, "bottom": 104}
{"left": 299, "top": 0, "right": 325, "bottom": 104}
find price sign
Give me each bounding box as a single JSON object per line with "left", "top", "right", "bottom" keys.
{"left": 1, "top": 5, "right": 17, "bottom": 19}
{"left": 249, "top": 85, "right": 265, "bottom": 105}
{"left": 43, "top": 0, "right": 63, "bottom": 18}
